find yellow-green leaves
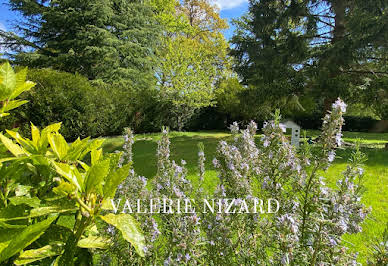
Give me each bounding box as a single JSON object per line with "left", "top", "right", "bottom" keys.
{"left": 103, "top": 163, "right": 131, "bottom": 198}
{"left": 84, "top": 159, "right": 110, "bottom": 194}
{"left": 0, "top": 133, "right": 28, "bottom": 157}
{"left": 52, "top": 162, "right": 83, "bottom": 192}
{"left": 100, "top": 213, "right": 145, "bottom": 257}
{"left": 0, "top": 215, "right": 57, "bottom": 263}
{"left": 77, "top": 236, "right": 109, "bottom": 249}
{"left": 0, "top": 62, "right": 16, "bottom": 101}
{"left": 48, "top": 133, "right": 68, "bottom": 160}
{"left": 0, "top": 62, "right": 35, "bottom": 116}
{"left": 14, "top": 242, "right": 64, "bottom": 265}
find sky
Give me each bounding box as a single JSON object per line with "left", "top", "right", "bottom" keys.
{"left": 0, "top": 0, "right": 248, "bottom": 40}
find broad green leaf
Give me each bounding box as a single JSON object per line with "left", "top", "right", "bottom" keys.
{"left": 0, "top": 62, "right": 16, "bottom": 101}
{"left": 103, "top": 163, "right": 131, "bottom": 198}
{"left": 100, "top": 213, "right": 145, "bottom": 257}
{"left": 6, "top": 130, "right": 35, "bottom": 153}
{"left": 0, "top": 221, "right": 27, "bottom": 229}
{"left": 0, "top": 228, "right": 24, "bottom": 253}
{"left": 79, "top": 139, "right": 104, "bottom": 159}
{"left": 2, "top": 100, "right": 28, "bottom": 112}
{"left": 77, "top": 161, "right": 89, "bottom": 171}
{"left": 39, "top": 123, "right": 61, "bottom": 151}
{"left": 91, "top": 148, "right": 102, "bottom": 165}
{"left": 52, "top": 162, "right": 82, "bottom": 191}
{"left": 85, "top": 159, "right": 110, "bottom": 194}
{"left": 0, "top": 205, "right": 75, "bottom": 222}
{"left": 9, "top": 81, "right": 35, "bottom": 101}
{"left": 0, "top": 215, "right": 57, "bottom": 263}
{"left": 48, "top": 133, "right": 68, "bottom": 160}
{"left": 14, "top": 242, "right": 64, "bottom": 265}
{"left": 30, "top": 123, "right": 40, "bottom": 147}
{"left": 52, "top": 181, "right": 75, "bottom": 197}
{"left": 9, "top": 196, "right": 41, "bottom": 208}
{"left": 77, "top": 236, "right": 110, "bottom": 249}
{"left": 9, "top": 67, "right": 35, "bottom": 100}
{"left": 0, "top": 157, "right": 19, "bottom": 163}
{"left": 66, "top": 137, "right": 90, "bottom": 161}
{"left": 0, "top": 133, "right": 28, "bottom": 157}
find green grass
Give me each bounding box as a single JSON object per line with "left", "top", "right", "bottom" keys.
{"left": 102, "top": 130, "right": 388, "bottom": 264}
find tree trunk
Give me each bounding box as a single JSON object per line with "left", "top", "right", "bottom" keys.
{"left": 323, "top": 0, "right": 347, "bottom": 112}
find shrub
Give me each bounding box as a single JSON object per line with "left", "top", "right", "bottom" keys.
{"left": 1, "top": 68, "right": 97, "bottom": 140}
{"left": 103, "top": 99, "right": 370, "bottom": 264}
{"left": 0, "top": 63, "right": 145, "bottom": 265}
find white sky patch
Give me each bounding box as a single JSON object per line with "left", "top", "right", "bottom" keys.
{"left": 213, "top": 0, "right": 248, "bottom": 10}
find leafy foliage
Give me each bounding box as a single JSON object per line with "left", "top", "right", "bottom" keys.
{"left": 1, "top": 0, "right": 162, "bottom": 88}
{"left": 0, "top": 63, "right": 145, "bottom": 265}
{"left": 231, "top": 0, "right": 388, "bottom": 116}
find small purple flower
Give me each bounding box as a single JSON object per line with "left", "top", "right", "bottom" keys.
{"left": 230, "top": 121, "right": 240, "bottom": 134}
{"left": 332, "top": 98, "right": 347, "bottom": 112}
{"left": 279, "top": 123, "right": 286, "bottom": 133}
{"left": 263, "top": 139, "right": 270, "bottom": 147}
{"left": 335, "top": 132, "right": 343, "bottom": 146}
{"left": 328, "top": 150, "right": 335, "bottom": 162}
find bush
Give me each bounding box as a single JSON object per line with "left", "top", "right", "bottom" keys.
{"left": 103, "top": 99, "right": 370, "bottom": 265}
{"left": 2, "top": 68, "right": 97, "bottom": 140}
{"left": 0, "top": 62, "right": 145, "bottom": 265}
{"left": 0, "top": 68, "right": 155, "bottom": 140}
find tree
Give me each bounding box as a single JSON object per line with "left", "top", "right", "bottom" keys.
{"left": 231, "top": 0, "right": 388, "bottom": 116}
{"left": 153, "top": 0, "right": 231, "bottom": 130}
{"left": 0, "top": 0, "right": 161, "bottom": 88}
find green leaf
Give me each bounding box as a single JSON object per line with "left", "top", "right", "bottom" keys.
{"left": 6, "top": 129, "right": 35, "bottom": 153}
{"left": 0, "top": 215, "right": 57, "bottom": 263}
{"left": 0, "top": 62, "right": 16, "bottom": 101}
{"left": 52, "top": 162, "right": 83, "bottom": 191}
{"left": 2, "top": 100, "right": 28, "bottom": 113}
{"left": 85, "top": 159, "right": 110, "bottom": 194}
{"left": 52, "top": 181, "right": 75, "bottom": 197}
{"left": 48, "top": 133, "right": 69, "bottom": 160}
{"left": 77, "top": 236, "right": 110, "bottom": 249}
{"left": 79, "top": 139, "right": 104, "bottom": 159}
{"left": 30, "top": 123, "right": 40, "bottom": 147}
{"left": 14, "top": 242, "right": 64, "bottom": 265}
{"left": 91, "top": 148, "right": 102, "bottom": 165}
{"left": 103, "top": 163, "right": 131, "bottom": 198}
{"left": 100, "top": 213, "right": 145, "bottom": 257}
{"left": 9, "top": 67, "right": 35, "bottom": 100}
{"left": 65, "top": 137, "right": 90, "bottom": 161}
{"left": 0, "top": 133, "right": 28, "bottom": 157}
{"left": 0, "top": 221, "right": 27, "bottom": 229}
{"left": 39, "top": 123, "right": 61, "bottom": 152}
{"left": 9, "top": 196, "right": 41, "bottom": 208}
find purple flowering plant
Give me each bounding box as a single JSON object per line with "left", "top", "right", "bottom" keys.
{"left": 102, "top": 98, "right": 371, "bottom": 265}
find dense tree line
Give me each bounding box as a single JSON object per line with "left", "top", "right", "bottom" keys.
{"left": 231, "top": 0, "right": 388, "bottom": 119}
{"left": 1, "top": 0, "right": 388, "bottom": 136}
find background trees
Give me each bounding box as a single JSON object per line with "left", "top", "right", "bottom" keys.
{"left": 231, "top": 0, "right": 388, "bottom": 119}
{"left": 150, "top": 0, "right": 231, "bottom": 130}
{"left": 0, "top": 0, "right": 161, "bottom": 87}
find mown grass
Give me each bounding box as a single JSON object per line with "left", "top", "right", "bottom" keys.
{"left": 102, "top": 130, "right": 388, "bottom": 264}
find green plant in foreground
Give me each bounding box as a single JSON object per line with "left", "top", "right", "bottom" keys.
{"left": 0, "top": 62, "right": 145, "bottom": 265}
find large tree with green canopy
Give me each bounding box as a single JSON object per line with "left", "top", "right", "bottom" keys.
{"left": 231, "top": 0, "right": 388, "bottom": 118}
{"left": 0, "top": 0, "right": 162, "bottom": 88}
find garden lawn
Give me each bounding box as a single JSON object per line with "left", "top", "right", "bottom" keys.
{"left": 102, "top": 130, "right": 388, "bottom": 264}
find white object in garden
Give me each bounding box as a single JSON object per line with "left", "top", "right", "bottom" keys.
{"left": 282, "top": 120, "right": 301, "bottom": 147}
